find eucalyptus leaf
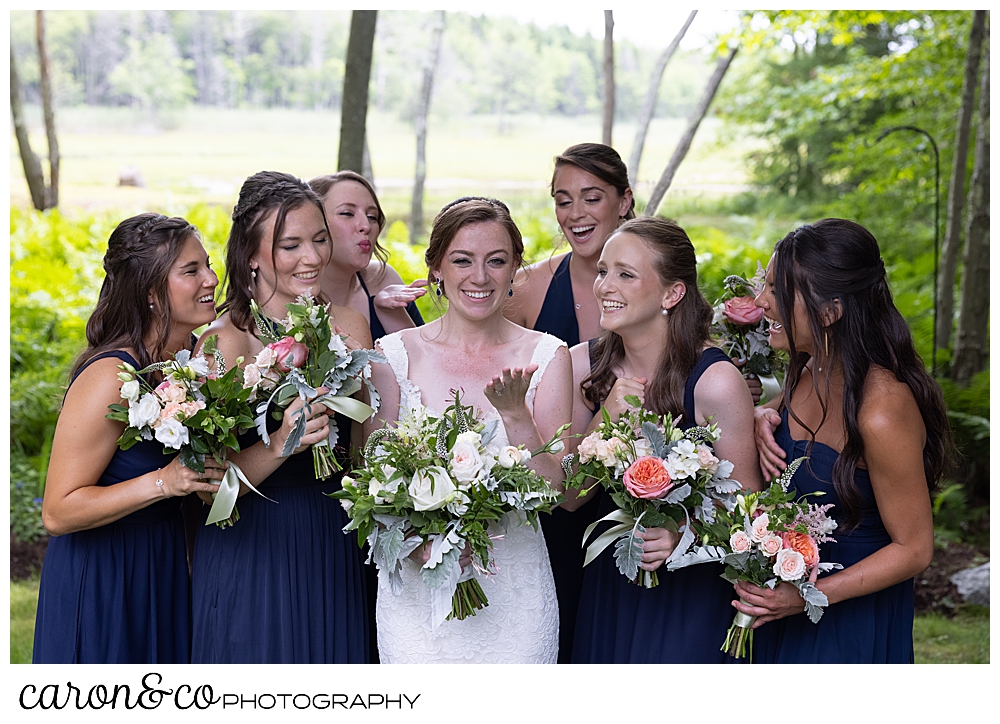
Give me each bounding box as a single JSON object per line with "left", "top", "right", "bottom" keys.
{"left": 640, "top": 421, "right": 667, "bottom": 458}
{"left": 664, "top": 482, "right": 692, "bottom": 504}
{"left": 613, "top": 527, "right": 644, "bottom": 582}
{"left": 280, "top": 407, "right": 307, "bottom": 457}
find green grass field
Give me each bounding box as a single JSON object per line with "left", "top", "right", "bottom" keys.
{"left": 10, "top": 577, "right": 988, "bottom": 664}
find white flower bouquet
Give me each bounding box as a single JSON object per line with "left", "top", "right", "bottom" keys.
{"left": 330, "top": 391, "right": 566, "bottom": 628}
{"left": 563, "top": 396, "right": 742, "bottom": 588}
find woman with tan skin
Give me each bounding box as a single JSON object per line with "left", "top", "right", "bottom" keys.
{"left": 33, "top": 214, "right": 225, "bottom": 663}
{"left": 739, "top": 219, "right": 949, "bottom": 663}
{"left": 567, "top": 217, "right": 763, "bottom": 663}
{"left": 310, "top": 171, "right": 425, "bottom": 342}
{"left": 365, "top": 197, "right": 573, "bottom": 663}
{"left": 190, "top": 171, "right": 373, "bottom": 663}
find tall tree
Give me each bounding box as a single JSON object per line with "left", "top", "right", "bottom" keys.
{"left": 951, "top": 29, "right": 989, "bottom": 384}
{"left": 10, "top": 46, "right": 48, "bottom": 210}
{"left": 36, "top": 10, "right": 60, "bottom": 208}
{"left": 627, "top": 10, "right": 697, "bottom": 186}
{"left": 410, "top": 10, "right": 446, "bottom": 241}
{"left": 936, "top": 10, "right": 986, "bottom": 355}
{"left": 338, "top": 10, "right": 377, "bottom": 174}
{"left": 644, "top": 45, "right": 738, "bottom": 217}
{"left": 602, "top": 10, "right": 614, "bottom": 146}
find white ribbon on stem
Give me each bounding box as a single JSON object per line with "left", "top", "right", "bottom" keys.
{"left": 205, "top": 458, "right": 276, "bottom": 526}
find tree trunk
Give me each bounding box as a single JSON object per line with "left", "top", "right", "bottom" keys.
{"left": 627, "top": 10, "right": 697, "bottom": 186}
{"left": 362, "top": 137, "right": 374, "bottom": 186}
{"left": 411, "top": 10, "right": 446, "bottom": 242}
{"left": 602, "top": 11, "right": 614, "bottom": 146}
{"left": 10, "top": 46, "right": 48, "bottom": 211}
{"left": 936, "top": 10, "right": 986, "bottom": 355}
{"left": 36, "top": 10, "right": 59, "bottom": 209}
{"left": 338, "top": 10, "right": 377, "bottom": 174}
{"left": 952, "top": 31, "right": 989, "bottom": 384}
{"left": 644, "top": 45, "right": 738, "bottom": 217}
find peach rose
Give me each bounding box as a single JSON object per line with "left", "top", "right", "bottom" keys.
{"left": 782, "top": 531, "right": 820, "bottom": 568}
{"left": 729, "top": 530, "right": 752, "bottom": 554}
{"left": 724, "top": 296, "right": 764, "bottom": 326}
{"left": 748, "top": 512, "right": 771, "bottom": 543}
{"left": 773, "top": 548, "right": 807, "bottom": 582}
{"left": 622, "top": 456, "right": 673, "bottom": 500}
{"left": 269, "top": 336, "right": 309, "bottom": 373}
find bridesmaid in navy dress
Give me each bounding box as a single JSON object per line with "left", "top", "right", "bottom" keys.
{"left": 311, "top": 170, "right": 424, "bottom": 343}
{"left": 33, "top": 214, "right": 226, "bottom": 663}
{"left": 567, "top": 217, "right": 763, "bottom": 663}
{"left": 190, "top": 171, "right": 372, "bottom": 663}
{"left": 504, "top": 143, "right": 634, "bottom": 662}
{"left": 743, "top": 219, "right": 950, "bottom": 663}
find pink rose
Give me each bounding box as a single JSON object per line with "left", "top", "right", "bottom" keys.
{"left": 269, "top": 336, "right": 309, "bottom": 373}
{"left": 180, "top": 400, "right": 206, "bottom": 418}
{"left": 622, "top": 457, "right": 674, "bottom": 500}
{"left": 159, "top": 401, "right": 183, "bottom": 422}
{"left": 156, "top": 382, "right": 187, "bottom": 404}
{"left": 748, "top": 512, "right": 771, "bottom": 543}
{"left": 724, "top": 296, "right": 764, "bottom": 326}
{"left": 773, "top": 548, "right": 807, "bottom": 582}
{"left": 729, "top": 530, "right": 751, "bottom": 554}
{"left": 760, "top": 533, "right": 783, "bottom": 557}
{"left": 695, "top": 443, "right": 720, "bottom": 473}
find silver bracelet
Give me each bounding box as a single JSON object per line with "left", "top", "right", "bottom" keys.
{"left": 155, "top": 470, "right": 164, "bottom": 489}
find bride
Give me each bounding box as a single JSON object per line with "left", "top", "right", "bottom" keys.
{"left": 365, "top": 197, "right": 573, "bottom": 663}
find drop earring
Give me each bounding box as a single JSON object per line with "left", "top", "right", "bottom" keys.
{"left": 435, "top": 278, "right": 443, "bottom": 297}
{"left": 508, "top": 278, "right": 514, "bottom": 298}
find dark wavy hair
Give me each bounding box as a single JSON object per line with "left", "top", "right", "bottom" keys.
{"left": 70, "top": 213, "right": 199, "bottom": 380}
{"left": 219, "top": 171, "right": 328, "bottom": 332}
{"left": 425, "top": 196, "right": 524, "bottom": 300}
{"left": 583, "top": 217, "right": 713, "bottom": 417}
{"left": 308, "top": 170, "right": 389, "bottom": 277}
{"left": 772, "top": 218, "right": 954, "bottom": 528}
{"left": 550, "top": 142, "right": 636, "bottom": 220}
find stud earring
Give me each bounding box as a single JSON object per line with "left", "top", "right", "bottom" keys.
{"left": 149, "top": 303, "right": 155, "bottom": 310}
{"left": 661, "top": 307, "right": 669, "bottom": 316}
{"left": 251, "top": 269, "right": 257, "bottom": 280}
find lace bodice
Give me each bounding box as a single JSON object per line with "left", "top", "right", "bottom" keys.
{"left": 374, "top": 330, "right": 564, "bottom": 663}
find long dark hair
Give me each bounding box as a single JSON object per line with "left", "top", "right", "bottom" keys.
{"left": 550, "top": 142, "right": 636, "bottom": 220}
{"left": 219, "top": 170, "right": 328, "bottom": 332}
{"left": 583, "top": 217, "right": 713, "bottom": 418}
{"left": 425, "top": 196, "right": 524, "bottom": 300}
{"left": 70, "top": 213, "right": 198, "bottom": 380}
{"left": 308, "top": 170, "right": 390, "bottom": 276}
{"left": 772, "top": 218, "right": 953, "bottom": 527}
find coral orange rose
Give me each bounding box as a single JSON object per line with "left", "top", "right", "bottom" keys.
{"left": 782, "top": 531, "right": 820, "bottom": 568}
{"left": 622, "top": 456, "right": 673, "bottom": 500}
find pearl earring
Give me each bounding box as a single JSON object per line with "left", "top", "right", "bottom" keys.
{"left": 251, "top": 269, "right": 257, "bottom": 280}
{"left": 149, "top": 303, "right": 154, "bottom": 310}
{"left": 661, "top": 307, "right": 669, "bottom": 316}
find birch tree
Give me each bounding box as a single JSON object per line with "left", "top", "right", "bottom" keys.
{"left": 602, "top": 10, "right": 614, "bottom": 146}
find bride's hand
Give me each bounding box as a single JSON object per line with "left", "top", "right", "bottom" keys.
{"left": 408, "top": 540, "right": 473, "bottom": 570}
{"left": 484, "top": 364, "right": 538, "bottom": 414}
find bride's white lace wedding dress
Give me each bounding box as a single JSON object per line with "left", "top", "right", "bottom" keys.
{"left": 375, "top": 330, "right": 562, "bottom": 664}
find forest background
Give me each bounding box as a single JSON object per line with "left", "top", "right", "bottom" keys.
{"left": 8, "top": 8, "right": 990, "bottom": 665}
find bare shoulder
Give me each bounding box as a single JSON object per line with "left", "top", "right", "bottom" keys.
{"left": 330, "top": 304, "right": 373, "bottom": 348}
{"left": 196, "top": 313, "right": 255, "bottom": 363}
{"left": 508, "top": 252, "right": 567, "bottom": 326}
{"left": 694, "top": 355, "right": 751, "bottom": 406}
{"left": 362, "top": 259, "right": 406, "bottom": 292}
{"left": 65, "top": 355, "right": 132, "bottom": 411}
{"left": 518, "top": 252, "right": 568, "bottom": 288}
{"left": 569, "top": 340, "right": 591, "bottom": 376}
{"left": 859, "top": 367, "right": 923, "bottom": 438}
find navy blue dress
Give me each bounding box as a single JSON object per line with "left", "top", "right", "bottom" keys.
{"left": 753, "top": 409, "right": 915, "bottom": 663}
{"left": 572, "top": 347, "right": 740, "bottom": 663}
{"left": 190, "top": 411, "right": 368, "bottom": 663}
{"left": 532, "top": 255, "right": 599, "bottom": 663}
{"left": 33, "top": 350, "right": 190, "bottom": 664}
{"left": 358, "top": 271, "right": 423, "bottom": 343}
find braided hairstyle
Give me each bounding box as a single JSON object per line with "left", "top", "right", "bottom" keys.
{"left": 582, "top": 217, "right": 713, "bottom": 417}
{"left": 219, "top": 171, "right": 328, "bottom": 332}
{"left": 772, "top": 218, "right": 954, "bottom": 528}
{"left": 424, "top": 197, "right": 524, "bottom": 300}
{"left": 70, "top": 213, "right": 199, "bottom": 379}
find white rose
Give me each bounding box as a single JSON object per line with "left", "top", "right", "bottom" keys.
{"left": 243, "top": 363, "right": 262, "bottom": 389}
{"left": 255, "top": 346, "right": 277, "bottom": 368}
{"left": 153, "top": 417, "right": 189, "bottom": 449}
{"left": 381, "top": 465, "right": 401, "bottom": 493}
{"left": 760, "top": 533, "right": 784, "bottom": 557}
{"left": 450, "top": 439, "right": 484, "bottom": 483}
{"left": 748, "top": 513, "right": 771, "bottom": 543}
{"left": 128, "top": 393, "right": 162, "bottom": 429}
{"left": 729, "top": 530, "right": 752, "bottom": 554}
{"left": 455, "top": 430, "right": 482, "bottom": 446}
{"left": 408, "top": 466, "right": 456, "bottom": 511}
{"left": 498, "top": 445, "right": 521, "bottom": 469}
{"left": 774, "top": 547, "right": 807, "bottom": 582}
{"left": 120, "top": 379, "right": 141, "bottom": 403}
{"left": 578, "top": 434, "right": 599, "bottom": 464}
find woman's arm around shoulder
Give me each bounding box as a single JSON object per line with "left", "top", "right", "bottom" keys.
{"left": 41, "top": 356, "right": 223, "bottom": 535}
{"left": 694, "top": 357, "right": 764, "bottom": 493}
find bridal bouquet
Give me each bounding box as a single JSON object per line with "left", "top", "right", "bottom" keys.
{"left": 244, "top": 293, "right": 384, "bottom": 479}
{"left": 563, "top": 397, "right": 742, "bottom": 588}
{"left": 711, "top": 264, "right": 782, "bottom": 381}
{"left": 667, "top": 458, "right": 842, "bottom": 660}
{"left": 331, "top": 391, "right": 566, "bottom": 628}
{"left": 106, "top": 339, "right": 262, "bottom": 527}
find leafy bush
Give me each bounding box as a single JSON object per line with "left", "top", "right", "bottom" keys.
{"left": 10, "top": 455, "right": 46, "bottom": 544}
